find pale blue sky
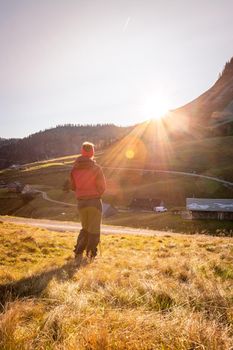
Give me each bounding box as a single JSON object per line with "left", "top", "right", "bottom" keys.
{"left": 1, "top": 0, "right": 233, "bottom": 138}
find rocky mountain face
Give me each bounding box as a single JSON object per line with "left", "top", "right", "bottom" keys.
{"left": 0, "top": 124, "right": 132, "bottom": 169}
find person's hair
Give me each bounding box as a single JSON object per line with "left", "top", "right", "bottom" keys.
{"left": 82, "top": 142, "right": 94, "bottom": 153}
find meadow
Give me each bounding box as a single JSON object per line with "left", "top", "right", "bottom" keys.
{"left": 0, "top": 221, "right": 233, "bottom": 349}
{"left": 0, "top": 136, "right": 233, "bottom": 236}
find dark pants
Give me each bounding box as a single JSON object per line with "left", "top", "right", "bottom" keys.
{"left": 74, "top": 198, "right": 102, "bottom": 257}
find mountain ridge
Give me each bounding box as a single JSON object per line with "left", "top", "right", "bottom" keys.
{"left": 171, "top": 57, "right": 233, "bottom": 135}
{"left": 1, "top": 57, "right": 233, "bottom": 168}
{"left": 0, "top": 124, "right": 132, "bottom": 169}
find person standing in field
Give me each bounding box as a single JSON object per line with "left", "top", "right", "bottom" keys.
{"left": 70, "top": 142, "right": 106, "bottom": 264}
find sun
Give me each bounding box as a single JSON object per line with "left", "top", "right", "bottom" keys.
{"left": 142, "top": 95, "right": 170, "bottom": 120}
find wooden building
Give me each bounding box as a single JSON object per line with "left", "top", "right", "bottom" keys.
{"left": 130, "top": 198, "right": 163, "bottom": 211}
{"left": 186, "top": 198, "right": 233, "bottom": 220}
{"left": 7, "top": 181, "right": 24, "bottom": 193}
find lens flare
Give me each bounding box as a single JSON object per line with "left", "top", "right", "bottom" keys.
{"left": 125, "top": 149, "right": 135, "bottom": 159}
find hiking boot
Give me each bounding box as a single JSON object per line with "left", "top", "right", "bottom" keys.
{"left": 74, "top": 253, "right": 83, "bottom": 266}
{"left": 87, "top": 256, "right": 95, "bottom": 263}
{"left": 86, "top": 250, "right": 96, "bottom": 263}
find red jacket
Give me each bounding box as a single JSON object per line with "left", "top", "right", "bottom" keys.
{"left": 70, "top": 156, "right": 106, "bottom": 199}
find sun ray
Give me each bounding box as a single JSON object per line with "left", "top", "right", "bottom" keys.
{"left": 141, "top": 95, "right": 171, "bottom": 121}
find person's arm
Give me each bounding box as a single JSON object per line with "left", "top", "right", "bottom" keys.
{"left": 70, "top": 169, "right": 76, "bottom": 191}
{"left": 96, "top": 166, "right": 106, "bottom": 196}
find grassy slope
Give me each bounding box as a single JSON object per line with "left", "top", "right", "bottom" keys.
{"left": 0, "top": 139, "right": 233, "bottom": 235}
{"left": 1, "top": 152, "right": 233, "bottom": 207}
{"left": 106, "top": 212, "right": 233, "bottom": 235}
{"left": 100, "top": 131, "right": 233, "bottom": 180}
{"left": 170, "top": 136, "right": 233, "bottom": 180}
{"left": 0, "top": 222, "right": 232, "bottom": 349}
{"left": 1, "top": 190, "right": 233, "bottom": 235}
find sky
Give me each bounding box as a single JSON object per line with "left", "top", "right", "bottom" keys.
{"left": 1, "top": 0, "right": 233, "bottom": 138}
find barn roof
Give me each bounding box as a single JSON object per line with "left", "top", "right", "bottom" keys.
{"left": 186, "top": 198, "right": 233, "bottom": 212}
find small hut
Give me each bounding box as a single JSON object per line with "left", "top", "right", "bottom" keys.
{"left": 7, "top": 181, "right": 24, "bottom": 193}
{"left": 130, "top": 198, "right": 163, "bottom": 211}
{"left": 186, "top": 198, "right": 233, "bottom": 220}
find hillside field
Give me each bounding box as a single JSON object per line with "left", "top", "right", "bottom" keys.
{"left": 0, "top": 221, "right": 233, "bottom": 349}
{"left": 0, "top": 136, "right": 233, "bottom": 235}
{"left": 101, "top": 131, "right": 233, "bottom": 182}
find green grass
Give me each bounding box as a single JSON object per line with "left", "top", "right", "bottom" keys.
{"left": 104, "top": 211, "right": 233, "bottom": 236}
{"left": 170, "top": 136, "right": 233, "bottom": 176}
{"left": 100, "top": 133, "right": 233, "bottom": 180}
{"left": 109, "top": 174, "right": 233, "bottom": 207}
{"left": 1, "top": 191, "right": 232, "bottom": 235}
{"left": 22, "top": 154, "right": 80, "bottom": 169}
{"left": 0, "top": 222, "right": 232, "bottom": 349}
{"left": 0, "top": 190, "right": 24, "bottom": 216}
{"left": 0, "top": 184, "right": 233, "bottom": 236}
{"left": 0, "top": 139, "right": 232, "bottom": 236}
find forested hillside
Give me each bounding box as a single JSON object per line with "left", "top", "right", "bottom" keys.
{"left": 0, "top": 124, "right": 132, "bottom": 169}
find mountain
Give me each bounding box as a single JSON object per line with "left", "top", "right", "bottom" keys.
{"left": 170, "top": 57, "right": 233, "bottom": 136}
{"left": 101, "top": 123, "right": 233, "bottom": 182}
{"left": 0, "top": 138, "right": 19, "bottom": 146}
{"left": 2, "top": 58, "right": 233, "bottom": 170}
{"left": 101, "top": 58, "right": 233, "bottom": 179}
{"left": 0, "top": 124, "right": 132, "bottom": 169}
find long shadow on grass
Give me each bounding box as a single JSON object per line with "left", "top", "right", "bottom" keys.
{"left": 0, "top": 259, "right": 85, "bottom": 310}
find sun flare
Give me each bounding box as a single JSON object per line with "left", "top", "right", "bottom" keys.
{"left": 125, "top": 149, "right": 135, "bottom": 159}
{"left": 142, "top": 96, "right": 170, "bottom": 120}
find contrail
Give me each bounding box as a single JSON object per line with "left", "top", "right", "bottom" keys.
{"left": 123, "top": 17, "right": 131, "bottom": 32}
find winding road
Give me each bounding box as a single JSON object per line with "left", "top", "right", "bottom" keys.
{"left": 1, "top": 165, "right": 232, "bottom": 238}
{"left": 0, "top": 215, "right": 180, "bottom": 237}
{"left": 35, "top": 189, "right": 76, "bottom": 207}
{"left": 18, "top": 164, "right": 233, "bottom": 221}
{"left": 102, "top": 166, "right": 233, "bottom": 187}
{"left": 32, "top": 165, "right": 233, "bottom": 213}
{"left": 41, "top": 164, "right": 233, "bottom": 187}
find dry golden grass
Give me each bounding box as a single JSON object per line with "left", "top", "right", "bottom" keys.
{"left": 0, "top": 222, "right": 233, "bottom": 349}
